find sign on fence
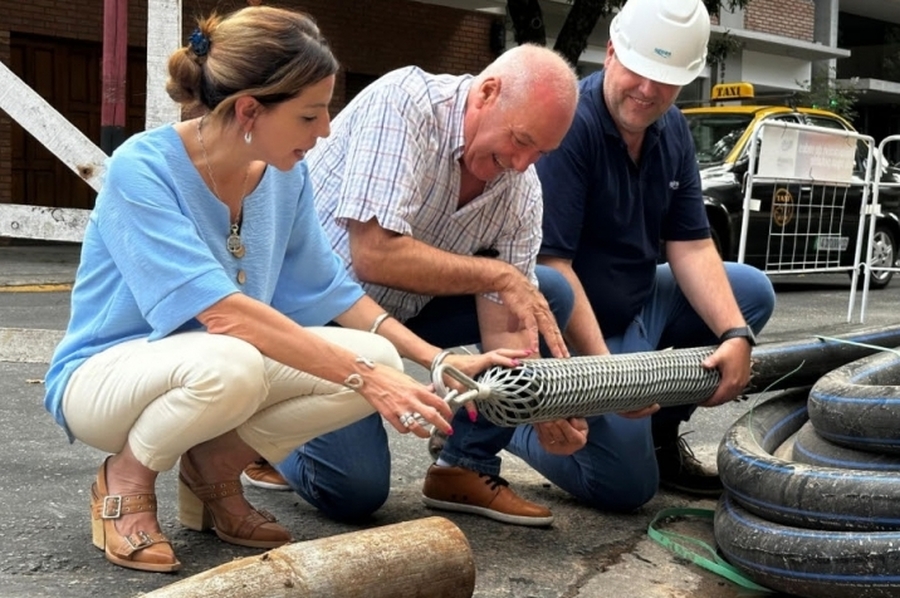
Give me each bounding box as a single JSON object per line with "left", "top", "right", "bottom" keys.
{"left": 757, "top": 125, "right": 857, "bottom": 183}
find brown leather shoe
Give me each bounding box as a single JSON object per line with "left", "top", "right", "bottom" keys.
{"left": 656, "top": 434, "right": 723, "bottom": 497}
{"left": 241, "top": 459, "right": 291, "bottom": 491}
{"left": 178, "top": 453, "right": 292, "bottom": 549}
{"left": 421, "top": 464, "right": 553, "bottom": 527}
{"left": 90, "top": 457, "right": 181, "bottom": 573}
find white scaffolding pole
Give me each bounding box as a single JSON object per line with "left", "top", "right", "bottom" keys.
{"left": 146, "top": 0, "right": 182, "bottom": 129}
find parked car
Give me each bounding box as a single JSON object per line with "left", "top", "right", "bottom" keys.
{"left": 682, "top": 83, "right": 900, "bottom": 288}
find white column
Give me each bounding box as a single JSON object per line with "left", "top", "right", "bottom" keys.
{"left": 814, "top": 0, "right": 839, "bottom": 82}
{"left": 714, "top": 4, "right": 745, "bottom": 87}
{"left": 146, "top": 0, "right": 182, "bottom": 129}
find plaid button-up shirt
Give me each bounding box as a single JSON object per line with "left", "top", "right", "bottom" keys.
{"left": 309, "top": 66, "right": 543, "bottom": 323}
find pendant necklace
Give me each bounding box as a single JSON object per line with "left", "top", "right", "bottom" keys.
{"left": 197, "top": 116, "right": 250, "bottom": 260}
{"left": 226, "top": 222, "right": 245, "bottom": 258}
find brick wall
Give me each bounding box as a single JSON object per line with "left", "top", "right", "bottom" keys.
{"left": 174, "top": 0, "right": 499, "bottom": 113}
{"left": 745, "top": 0, "right": 815, "bottom": 42}
{"left": 0, "top": 0, "right": 498, "bottom": 101}
{"left": 0, "top": 0, "right": 499, "bottom": 206}
{"left": 183, "top": 0, "right": 500, "bottom": 112}
{"left": 0, "top": 0, "right": 148, "bottom": 44}
{"left": 304, "top": 0, "right": 496, "bottom": 83}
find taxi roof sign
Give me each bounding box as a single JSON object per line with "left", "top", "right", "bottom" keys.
{"left": 711, "top": 82, "right": 755, "bottom": 101}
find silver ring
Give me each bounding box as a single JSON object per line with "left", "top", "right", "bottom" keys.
{"left": 399, "top": 412, "right": 416, "bottom": 428}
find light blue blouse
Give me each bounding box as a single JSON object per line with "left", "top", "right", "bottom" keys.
{"left": 44, "top": 124, "right": 363, "bottom": 436}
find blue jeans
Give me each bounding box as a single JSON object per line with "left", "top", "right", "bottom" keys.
{"left": 275, "top": 265, "right": 575, "bottom": 521}
{"left": 502, "top": 263, "right": 775, "bottom": 512}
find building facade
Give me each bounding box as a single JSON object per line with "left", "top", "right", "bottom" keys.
{"left": 423, "top": 0, "right": 900, "bottom": 153}
{"left": 0, "top": 0, "right": 500, "bottom": 211}
{"left": 2, "top": 0, "right": 900, "bottom": 212}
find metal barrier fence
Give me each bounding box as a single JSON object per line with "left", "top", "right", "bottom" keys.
{"left": 858, "top": 133, "right": 900, "bottom": 322}
{"left": 737, "top": 120, "right": 877, "bottom": 322}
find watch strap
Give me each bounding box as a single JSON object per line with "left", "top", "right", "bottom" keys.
{"left": 719, "top": 326, "right": 756, "bottom": 346}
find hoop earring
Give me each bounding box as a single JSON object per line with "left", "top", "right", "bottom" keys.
{"left": 244, "top": 131, "right": 252, "bottom": 144}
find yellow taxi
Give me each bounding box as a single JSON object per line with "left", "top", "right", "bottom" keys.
{"left": 682, "top": 82, "right": 899, "bottom": 288}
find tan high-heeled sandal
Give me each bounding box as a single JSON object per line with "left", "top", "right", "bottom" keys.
{"left": 178, "top": 452, "right": 292, "bottom": 549}
{"left": 90, "top": 457, "right": 181, "bottom": 573}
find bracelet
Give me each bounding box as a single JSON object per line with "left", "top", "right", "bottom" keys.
{"left": 343, "top": 356, "right": 375, "bottom": 390}
{"left": 369, "top": 312, "right": 392, "bottom": 334}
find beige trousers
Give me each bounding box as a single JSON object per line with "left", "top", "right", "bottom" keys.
{"left": 62, "top": 327, "right": 401, "bottom": 472}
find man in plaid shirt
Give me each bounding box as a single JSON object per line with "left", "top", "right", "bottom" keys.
{"left": 244, "top": 44, "right": 581, "bottom": 527}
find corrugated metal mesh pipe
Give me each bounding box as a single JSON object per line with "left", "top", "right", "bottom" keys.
{"left": 434, "top": 347, "right": 720, "bottom": 427}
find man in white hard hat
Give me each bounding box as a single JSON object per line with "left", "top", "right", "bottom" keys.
{"left": 520, "top": 0, "right": 775, "bottom": 505}
{"left": 424, "top": 0, "right": 776, "bottom": 523}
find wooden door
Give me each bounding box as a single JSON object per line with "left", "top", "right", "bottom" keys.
{"left": 10, "top": 35, "right": 146, "bottom": 209}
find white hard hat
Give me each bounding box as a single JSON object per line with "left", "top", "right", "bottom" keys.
{"left": 609, "top": 0, "right": 711, "bottom": 86}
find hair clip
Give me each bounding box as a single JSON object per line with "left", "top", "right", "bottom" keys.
{"left": 189, "top": 28, "right": 210, "bottom": 57}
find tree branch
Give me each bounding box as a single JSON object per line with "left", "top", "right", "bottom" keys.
{"left": 507, "top": 0, "right": 546, "bottom": 46}
{"left": 553, "top": 0, "right": 615, "bottom": 67}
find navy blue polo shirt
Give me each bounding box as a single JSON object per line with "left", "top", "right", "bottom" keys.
{"left": 537, "top": 70, "right": 709, "bottom": 337}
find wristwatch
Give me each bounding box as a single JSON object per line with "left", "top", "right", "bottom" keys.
{"left": 719, "top": 326, "right": 757, "bottom": 347}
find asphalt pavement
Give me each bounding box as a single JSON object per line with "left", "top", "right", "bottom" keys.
{"left": 2, "top": 243, "right": 899, "bottom": 598}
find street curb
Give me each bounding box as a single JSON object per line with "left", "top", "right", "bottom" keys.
{"left": 0, "top": 327, "right": 62, "bottom": 363}
{"left": 0, "top": 283, "right": 73, "bottom": 292}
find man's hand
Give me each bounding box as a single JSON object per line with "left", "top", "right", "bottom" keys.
{"left": 699, "top": 337, "right": 752, "bottom": 407}
{"left": 534, "top": 418, "right": 588, "bottom": 455}
{"left": 497, "top": 270, "right": 569, "bottom": 358}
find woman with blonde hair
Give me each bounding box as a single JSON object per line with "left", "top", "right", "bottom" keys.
{"left": 44, "top": 5, "right": 525, "bottom": 573}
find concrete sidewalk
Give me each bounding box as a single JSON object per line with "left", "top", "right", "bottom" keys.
{"left": 3, "top": 243, "right": 899, "bottom": 597}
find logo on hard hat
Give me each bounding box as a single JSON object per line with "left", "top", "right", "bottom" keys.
{"left": 654, "top": 48, "right": 672, "bottom": 59}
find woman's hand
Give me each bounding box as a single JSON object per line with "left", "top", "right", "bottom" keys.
{"left": 437, "top": 349, "right": 533, "bottom": 420}
{"left": 356, "top": 364, "right": 455, "bottom": 439}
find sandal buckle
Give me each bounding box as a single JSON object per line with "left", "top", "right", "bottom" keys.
{"left": 124, "top": 531, "right": 154, "bottom": 550}
{"left": 102, "top": 495, "right": 123, "bottom": 519}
